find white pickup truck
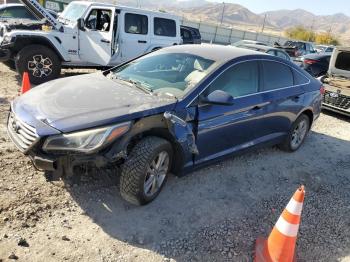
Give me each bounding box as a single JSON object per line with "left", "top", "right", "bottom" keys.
{"left": 0, "top": 0, "right": 182, "bottom": 84}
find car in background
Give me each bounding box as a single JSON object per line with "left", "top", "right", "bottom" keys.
{"left": 0, "top": 1, "right": 181, "bottom": 84}
{"left": 276, "top": 40, "right": 316, "bottom": 58}
{"left": 315, "top": 45, "right": 334, "bottom": 53}
{"left": 7, "top": 45, "right": 322, "bottom": 205}
{"left": 236, "top": 43, "right": 291, "bottom": 61}
{"left": 232, "top": 40, "right": 268, "bottom": 47}
{"left": 0, "top": 3, "right": 57, "bottom": 20}
{"left": 319, "top": 46, "right": 350, "bottom": 116}
{"left": 301, "top": 53, "right": 332, "bottom": 77}
{"left": 180, "top": 25, "right": 201, "bottom": 44}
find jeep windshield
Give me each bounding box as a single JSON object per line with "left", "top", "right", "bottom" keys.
{"left": 109, "top": 51, "right": 216, "bottom": 98}
{"left": 59, "top": 2, "right": 87, "bottom": 22}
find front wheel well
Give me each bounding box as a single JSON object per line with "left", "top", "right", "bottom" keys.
{"left": 127, "top": 128, "right": 185, "bottom": 175}
{"left": 12, "top": 37, "right": 64, "bottom": 61}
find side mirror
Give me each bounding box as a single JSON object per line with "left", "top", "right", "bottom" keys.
{"left": 77, "top": 18, "right": 85, "bottom": 31}
{"left": 201, "top": 90, "right": 234, "bottom": 106}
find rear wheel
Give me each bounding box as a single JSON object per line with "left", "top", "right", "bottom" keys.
{"left": 15, "top": 44, "right": 61, "bottom": 85}
{"left": 279, "top": 114, "right": 310, "bottom": 152}
{"left": 120, "top": 136, "right": 173, "bottom": 205}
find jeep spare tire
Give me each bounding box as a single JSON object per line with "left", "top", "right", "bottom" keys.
{"left": 15, "top": 44, "right": 61, "bottom": 85}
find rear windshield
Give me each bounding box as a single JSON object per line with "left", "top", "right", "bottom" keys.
{"left": 335, "top": 51, "right": 350, "bottom": 71}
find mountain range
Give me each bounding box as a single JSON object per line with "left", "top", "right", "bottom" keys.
{"left": 113, "top": 0, "right": 350, "bottom": 44}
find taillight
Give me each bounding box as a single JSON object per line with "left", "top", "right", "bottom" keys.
{"left": 320, "top": 85, "right": 325, "bottom": 95}
{"left": 304, "top": 59, "right": 318, "bottom": 65}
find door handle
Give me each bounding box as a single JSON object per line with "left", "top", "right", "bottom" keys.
{"left": 292, "top": 95, "right": 301, "bottom": 101}
{"left": 101, "top": 39, "right": 110, "bottom": 43}
{"left": 138, "top": 40, "right": 147, "bottom": 43}
{"left": 251, "top": 102, "right": 270, "bottom": 111}
{"left": 252, "top": 105, "right": 263, "bottom": 110}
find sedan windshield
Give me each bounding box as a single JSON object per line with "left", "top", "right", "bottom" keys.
{"left": 109, "top": 51, "right": 216, "bottom": 98}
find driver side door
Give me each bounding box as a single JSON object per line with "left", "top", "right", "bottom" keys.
{"left": 194, "top": 60, "right": 267, "bottom": 164}
{"left": 79, "top": 7, "right": 114, "bottom": 66}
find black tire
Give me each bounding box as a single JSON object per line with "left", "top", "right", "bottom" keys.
{"left": 278, "top": 114, "right": 310, "bottom": 152}
{"left": 120, "top": 136, "right": 173, "bottom": 205}
{"left": 15, "top": 44, "right": 61, "bottom": 85}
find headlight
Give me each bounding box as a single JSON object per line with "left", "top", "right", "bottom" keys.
{"left": 43, "top": 122, "right": 131, "bottom": 153}
{"left": 1, "top": 35, "right": 14, "bottom": 45}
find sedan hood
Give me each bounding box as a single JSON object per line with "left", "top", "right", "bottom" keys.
{"left": 12, "top": 72, "right": 176, "bottom": 134}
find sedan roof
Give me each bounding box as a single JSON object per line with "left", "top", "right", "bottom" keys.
{"left": 161, "top": 44, "right": 267, "bottom": 63}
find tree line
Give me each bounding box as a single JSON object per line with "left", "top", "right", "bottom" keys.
{"left": 285, "top": 26, "right": 340, "bottom": 45}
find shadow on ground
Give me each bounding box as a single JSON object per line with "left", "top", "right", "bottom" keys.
{"left": 63, "top": 129, "right": 350, "bottom": 261}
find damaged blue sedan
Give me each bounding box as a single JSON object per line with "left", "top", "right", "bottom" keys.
{"left": 7, "top": 45, "right": 322, "bottom": 205}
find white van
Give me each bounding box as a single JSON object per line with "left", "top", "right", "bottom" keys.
{"left": 0, "top": 0, "right": 182, "bottom": 84}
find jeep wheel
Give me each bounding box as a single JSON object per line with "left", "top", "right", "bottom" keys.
{"left": 120, "top": 136, "right": 173, "bottom": 205}
{"left": 15, "top": 44, "right": 61, "bottom": 85}
{"left": 279, "top": 114, "right": 310, "bottom": 152}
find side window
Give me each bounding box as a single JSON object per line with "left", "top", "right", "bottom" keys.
{"left": 267, "top": 50, "right": 275, "bottom": 56}
{"left": 154, "top": 17, "right": 176, "bottom": 37}
{"left": 294, "top": 70, "right": 310, "bottom": 85}
{"left": 125, "top": 13, "right": 148, "bottom": 35}
{"left": 181, "top": 28, "right": 192, "bottom": 40}
{"left": 335, "top": 51, "right": 350, "bottom": 71}
{"left": 262, "top": 61, "right": 294, "bottom": 91}
{"left": 86, "top": 9, "right": 111, "bottom": 31}
{"left": 208, "top": 61, "right": 259, "bottom": 97}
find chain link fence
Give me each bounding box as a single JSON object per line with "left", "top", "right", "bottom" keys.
{"left": 181, "top": 20, "right": 290, "bottom": 46}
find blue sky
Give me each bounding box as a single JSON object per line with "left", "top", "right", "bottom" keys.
{"left": 207, "top": 0, "right": 350, "bottom": 16}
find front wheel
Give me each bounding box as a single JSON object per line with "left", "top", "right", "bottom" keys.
{"left": 15, "top": 44, "right": 61, "bottom": 85}
{"left": 279, "top": 114, "right": 310, "bottom": 152}
{"left": 120, "top": 136, "right": 173, "bottom": 205}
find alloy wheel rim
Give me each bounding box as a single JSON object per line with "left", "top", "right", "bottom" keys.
{"left": 291, "top": 120, "right": 308, "bottom": 149}
{"left": 28, "top": 55, "right": 53, "bottom": 78}
{"left": 143, "top": 151, "right": 169, "bottom": 197}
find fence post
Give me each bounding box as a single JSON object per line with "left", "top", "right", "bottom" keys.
{"left": 228, "top": 28, "right": 233, "bottom": 44}
{"left": 214, "top": 25, "right": 219, "bottom": 43}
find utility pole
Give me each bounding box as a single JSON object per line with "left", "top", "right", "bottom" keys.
{"left": 261, "top": 14, "right": 267, "bottom": 33}
{"left": 219, "top": 2, "right": 225, "bottom": 26}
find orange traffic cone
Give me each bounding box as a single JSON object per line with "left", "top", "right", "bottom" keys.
{"left": 21, "top": 72, "right": 31, "bottom": 94}
{"left": 255, "top": 185, "right": 305, "bottom": 262}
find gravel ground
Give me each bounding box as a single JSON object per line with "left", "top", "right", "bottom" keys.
{"left": 0, "top": 63, "right": 349, "bottom": 262}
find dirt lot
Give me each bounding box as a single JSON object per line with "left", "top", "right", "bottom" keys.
{"left": 0, "top": 63, "right": 350, "bottom": 262}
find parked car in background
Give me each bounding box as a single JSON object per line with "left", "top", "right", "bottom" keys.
{"left": 276, "top": 40, "right": 316, "bottom": 58}
{"left": 236, "top": 43, "right": 291, "bottom": 61}
{"left": 0, "top": 3, "right": 57, "bottom": 20}
{"left": 301, "top": 53, "right": 332, "bottom": 77}
{"left": 7, "top": 45, "right": 322, "bottom": 205}
{"left": 319, "top": 46, "right": 350, "bottom": 116}
{"left": 232, "top": 40, "right": 268, "bottom": 47}
{"left": 0, "top": 0, "right": 181, "bottom": 84}
{"left": 180, "top": 25, "right": 201, "bottom": 44}
{"left": 315, "top": 45, "right": 334, "bottom": 53}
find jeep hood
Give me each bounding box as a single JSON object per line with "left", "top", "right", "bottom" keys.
{"left": 12, "top": 73, "right": 177, "bottom": 134}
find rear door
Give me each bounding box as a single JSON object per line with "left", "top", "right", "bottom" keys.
{"left": 79, "top": 7, "right": 114, "bottom": 66}
{"left": 195, "top": 60, "right": 267, "bottom": 164}
{"left": 120, "top": 12, "right": 150, "bottom": 62}
{"left": 256, "top": 60, "right": 308, "bottom": 139}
